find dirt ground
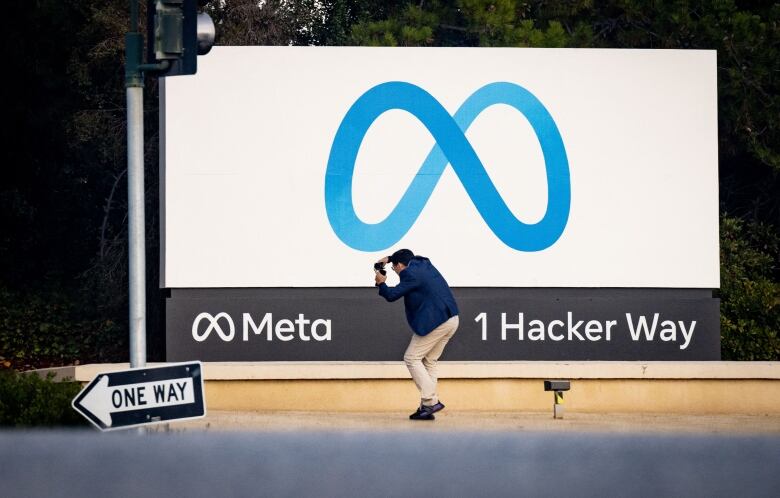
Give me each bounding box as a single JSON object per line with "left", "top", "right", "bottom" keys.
{"left": 162, "top": 409, "right": 780, "bottom": 434}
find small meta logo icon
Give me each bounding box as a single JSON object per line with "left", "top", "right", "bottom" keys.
{"left": 324, "top": 81, "right": 571, "bottom": 252}
{"left": 192, "top": 312, "right": 235, "bottom": 342}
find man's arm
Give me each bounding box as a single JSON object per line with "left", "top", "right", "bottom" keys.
{"left": 378, "top": 270, "right": 420, "bottom": 302}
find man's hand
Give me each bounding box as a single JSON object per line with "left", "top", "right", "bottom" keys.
{"left": 374, "top": 271, "right": 387, "bottom": 285}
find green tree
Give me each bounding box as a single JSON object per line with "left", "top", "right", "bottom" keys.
{"left": 720, "top": 217, "right": 780, "bottom": 360}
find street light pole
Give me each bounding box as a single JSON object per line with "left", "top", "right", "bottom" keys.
{"left": 125, "top": 1, "right": 168, "bottom": 369}
{"left": 126, "top": 1, "right": 146, "bottom": 369}
{"left": 124, "top": 0, "right": 214, "bottom": 370}
{"left": 126, "top": 86, "right": 146, "bottom": 369}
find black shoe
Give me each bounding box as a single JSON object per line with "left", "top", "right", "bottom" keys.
{"left": 409, "top": 406, "right": 436, "bottom": 420}
{"left": 428, "top": 401, "right": 445, "bottom": 414}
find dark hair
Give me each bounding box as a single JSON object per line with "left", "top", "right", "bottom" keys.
{"left": 389, "top": 249, "right": 414, "bottom": 266}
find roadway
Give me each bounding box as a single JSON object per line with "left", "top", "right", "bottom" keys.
{"left": 2, "top": 422, "right": 778, "bottom": 497}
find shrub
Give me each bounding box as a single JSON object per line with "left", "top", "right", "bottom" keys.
{"left": 0, "top": 286, "right": 126, "bottom": 370}
{"left": 720, "top": 216, "right": 780, "bottom": 360}
{"left": 0, "top": 370, "right": 86, "bottom": 427}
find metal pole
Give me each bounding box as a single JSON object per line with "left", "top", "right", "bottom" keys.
{"left": 126, "top": 1, "right": 146, "bottom": 369}
{"left": 126, "top": 85, "right": 146, "bottom": 369}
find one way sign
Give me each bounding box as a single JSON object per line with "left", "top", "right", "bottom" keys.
{"left": 72, "top": 361, "right": 206, "bottom": 431}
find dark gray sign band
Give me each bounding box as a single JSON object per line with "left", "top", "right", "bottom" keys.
{"left": 166, "top": 288, "right": 719, "bottom": 361}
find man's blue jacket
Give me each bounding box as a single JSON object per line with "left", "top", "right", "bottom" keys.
{"left": 378, "top": 256, "right": 459, "bottom": 336}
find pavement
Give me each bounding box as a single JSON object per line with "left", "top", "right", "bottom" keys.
{"left": 166, "top": 409, "right": 780, "bottom": 434}
{"left": 3, "top": 410, "right": 779, "bottom": 497}
{"left": 2, "top": 428, "right": 779, "bottom": 498}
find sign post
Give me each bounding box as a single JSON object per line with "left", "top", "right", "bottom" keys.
{"left": 72, "top": 362, "right": 206, "bottom": 431}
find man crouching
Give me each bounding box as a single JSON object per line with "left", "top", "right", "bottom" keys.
{"left": 374, "top": 249, "right": 459, "bottom": 421}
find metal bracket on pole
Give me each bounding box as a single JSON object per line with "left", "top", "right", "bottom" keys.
{"left": 139, "top": 60, "right": 172, "bottom": 74}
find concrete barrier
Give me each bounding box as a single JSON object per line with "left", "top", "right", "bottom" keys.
{"left": 37, "top": 361, "right": 780, "bottom": 414}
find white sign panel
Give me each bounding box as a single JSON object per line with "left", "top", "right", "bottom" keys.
{"left": 161, "top": 47, "right": 718, "bottom": 288}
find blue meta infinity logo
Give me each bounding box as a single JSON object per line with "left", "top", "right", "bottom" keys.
{"left": 324, "top": 81, "right": 571, "bottom": 252}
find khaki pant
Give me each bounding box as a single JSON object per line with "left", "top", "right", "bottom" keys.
{"left": 403, "top": 315, "right": 459, "bottom": 406}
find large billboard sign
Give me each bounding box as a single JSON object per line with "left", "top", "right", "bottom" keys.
{"left": 161, "top": 47, "right": 720, "bottom": 361}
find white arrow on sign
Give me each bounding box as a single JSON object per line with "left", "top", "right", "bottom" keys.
{"left": 78, "top": 375, "right": 196, "bottom": 428}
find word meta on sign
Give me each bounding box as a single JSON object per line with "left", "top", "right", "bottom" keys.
{"left": 192, "top": 312, "right": 332, "bottom": 342}
{"left": 72, "top": 362, "right": 205, "bottom": 431}
{"left": 325, "top": 81, "right": 571, "bottom": 252}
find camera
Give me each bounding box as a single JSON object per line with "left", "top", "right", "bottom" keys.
{"left": 373, "top": 262, "right": 387, "bottom": 276}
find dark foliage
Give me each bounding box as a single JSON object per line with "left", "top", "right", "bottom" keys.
{"left": 0, "top": 370, "right": 87, "bottom": 426}
{"left": 720, "top": 217, "right": 780, "bottom": 360}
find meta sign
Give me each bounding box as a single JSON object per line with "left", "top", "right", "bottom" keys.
{"left": 161, "top": 47, "right": 719, "bottom": 361}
